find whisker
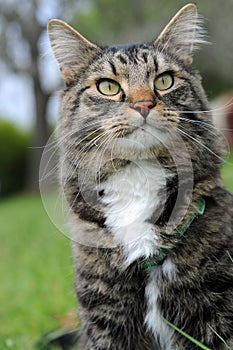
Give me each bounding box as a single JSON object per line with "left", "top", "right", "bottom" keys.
{"left": 177, "top": 97, "right": 233, "bottom": 115}
{"left": 62, "top": 129, "right": 109, "bottom": 186}
{"left": 59, "top": 120, "right": 121, "bottom": 184}
{"left": 40, "top": 125, "right": 101, "bottom": 179}
{"left": 95, "top": 132, "right": 118, "bottom": 188}
{"left": 176, "top": 126, "right": 227, "bottom": 163}
{"left": 63, "top": 127, "right": 117, "bottom": 188}
{"left": 177, "top": 116, "right": 216, "bottom": 130}
{"left": 67, "top": 131, "right": 118, "bottom": 213}
{"left": 177, "top": 116, "right": 231, "bottom": 155}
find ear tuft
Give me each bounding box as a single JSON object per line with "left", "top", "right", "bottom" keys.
{"left": 154, "top": 3, "right": 207, "bottom": 65}
{"left": 47, "top": 19, "right": 101, "bottom": 83}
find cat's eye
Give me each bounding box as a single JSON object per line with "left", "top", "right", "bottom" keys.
{"left": 97, "top": 79, "right": 121, "bottom": 96}
{"left": 154, "top": 73, "right": 174, "bottom": 91}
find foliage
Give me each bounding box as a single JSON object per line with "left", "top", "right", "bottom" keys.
{"left": 0, "top": 0, "right": 59, "bottom": 191}
{"left": 71, "top": 0, "right": 155, "bottom": 43}
{"left": 0, "top": 119, "right": 30, "bottom": 197}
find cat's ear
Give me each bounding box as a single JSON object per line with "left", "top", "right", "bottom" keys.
{"left": 47, "top": 19, "right": 101, "bottom": 84}
{"left": 154, "top": 3, "right": 206, "bottom": 65}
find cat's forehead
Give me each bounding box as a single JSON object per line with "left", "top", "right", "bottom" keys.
{"left": 107, "top": 43, "right": 157, "bottom": 64}
{"left": 91, "top": 43, "right": 172, "bottom": 78}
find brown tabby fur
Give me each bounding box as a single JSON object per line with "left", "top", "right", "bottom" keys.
{"left": 48, "top": 4, "right": 233, "bottom": 349}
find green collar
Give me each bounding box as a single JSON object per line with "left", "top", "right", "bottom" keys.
{"left": 141, "top": 199, "right": 206, "bottom": 271}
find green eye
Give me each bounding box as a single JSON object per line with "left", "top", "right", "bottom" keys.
{"left": 97, "top": 79, "right": 121, "bottom": 96}
{"left": 154, "top": 73, "right": 174, "bottom": 91}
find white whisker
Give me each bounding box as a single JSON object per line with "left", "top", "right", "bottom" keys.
{"left": 176, "top": 126, "right": 226, "bottom": 163}
{"left": 63, "top": 129, "right": 120, "bottom": 213}
{"left": 177, "top": 97, "right": 233, "bottom": 115}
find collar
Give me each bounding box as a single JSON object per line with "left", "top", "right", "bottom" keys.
{"left": 141, "top": 198, "right": 206, "bottom": 271}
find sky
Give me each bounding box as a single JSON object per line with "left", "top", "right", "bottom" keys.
{"left": 0, "top": 64, "right": 60, "bottom": 129}
{"left": 0, "top": 73, "right": 40, "bottom": 128}
{"left": 0, "top": 0, "right": 61, "bottom": 129}
{"left": 0, "top": 74, "right": 59, "bottom": 129}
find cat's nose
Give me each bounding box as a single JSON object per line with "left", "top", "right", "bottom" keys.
{"left": 130, "top": 99, "right": 156, "bottom": 119}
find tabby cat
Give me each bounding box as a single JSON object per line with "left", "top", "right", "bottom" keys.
{"left": 48, "top": 3, "right": 233, "bottom": 349}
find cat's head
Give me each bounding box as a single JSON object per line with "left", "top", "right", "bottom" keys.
{"left": 48, "top": 4, "right": 221, "bottom": 170}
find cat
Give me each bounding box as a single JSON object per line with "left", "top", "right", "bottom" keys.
{"left": 47, "top": 3, "right": 233, "bottom": 350}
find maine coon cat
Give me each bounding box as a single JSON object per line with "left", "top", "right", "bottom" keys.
{"left": 47, "top": 3, "right": 233, "bottom": 349}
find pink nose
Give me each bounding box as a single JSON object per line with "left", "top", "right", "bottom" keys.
{"left": 130, "top": 99, "right": 156, "bottom": 118}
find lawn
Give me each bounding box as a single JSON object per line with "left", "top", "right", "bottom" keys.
{"left": 0, "top": 194, "right": 78, "bottom": 350}
{"left": 221, "top": 152, "right": 233, "bottom": 193}
{"left": 0, "top": 155, "right": 232, "bottom": 350}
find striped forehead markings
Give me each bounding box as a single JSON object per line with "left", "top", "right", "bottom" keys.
{"left": 113, "top": 48, "right": 159, "bottom": 74}
{"left": 115, "top": 54, "right": 128, "bottom": 65}
{"left": 109, "top": 61, "right": 118, "bottom": 76}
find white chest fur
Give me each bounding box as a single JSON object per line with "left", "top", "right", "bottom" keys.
{"left": 99, "top": 160, "right": 169, "bottom": 266}
{"left": 99, "top": 160, "right": 177, "bottom": 348}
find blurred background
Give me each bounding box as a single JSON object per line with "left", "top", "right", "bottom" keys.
{"left": 0, "top": 0, "right": 232, "bottom": 349}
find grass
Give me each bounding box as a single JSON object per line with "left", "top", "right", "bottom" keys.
{"left": 165, "top": 319, "right": 212, "bottom": 350}
{"left": 221, "top": 152, "right": 233, "bottom": 193}
{"left": 0, "top": 194, "right": 78, "bottom": 350}
{"left": 0, "top": 154, "right": 232, "bottom": 350}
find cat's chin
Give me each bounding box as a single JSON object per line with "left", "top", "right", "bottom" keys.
{"left": 115, "top": 125, "right": 169, "bottom": 152}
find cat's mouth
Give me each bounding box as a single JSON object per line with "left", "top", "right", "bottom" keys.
{"left": 116, "top": 122, "right": 169, "bottom": 151}
{"left": 138, "top": 123, "right": 168, "bottom": 139}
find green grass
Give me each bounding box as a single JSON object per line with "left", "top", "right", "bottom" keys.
{"left": 0, "top": 155, "right": 232, "bottom": 350}
{"left": 221, "top": 152, "right": 233, "bottom": 193}
{"left": 0, "top": 194, "right": 78, "bottom": 350}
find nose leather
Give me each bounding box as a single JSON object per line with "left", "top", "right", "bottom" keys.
{"left": 130, "top": 99, "right": 156, "bottom": 118}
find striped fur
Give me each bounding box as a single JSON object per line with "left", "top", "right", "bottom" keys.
{"left": 48, "top": 4, "right": 233, "bottom": 349}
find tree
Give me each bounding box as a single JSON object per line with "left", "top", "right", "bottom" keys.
{"left": 1, "top": 0, "right": 48, "bottom": 191}
{"left": 0, "top": 0, "right": 63, "bottom": 191}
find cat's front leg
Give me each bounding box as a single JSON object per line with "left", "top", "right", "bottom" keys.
{"left": 72, "top": 243, "right": 159, "bottom": 350}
